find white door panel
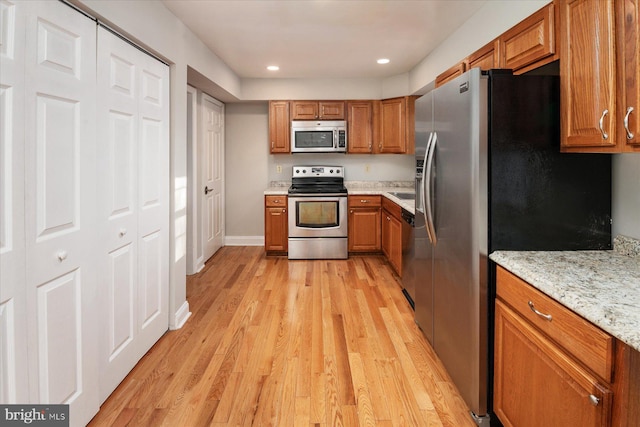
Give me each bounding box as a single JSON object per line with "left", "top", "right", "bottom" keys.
{"left": 0, "top": 0, "right": 27, "bottom": 404}
{"left": 35, "top": 270, "right": 82, "bottom": 404}
{"left": 23, "top": 2, "right": 98, "bottom": 425}
{"left": 106, "top": 243, "right": 135, "bottom": 360}
{"left": 97, "top": 26, "right": 169, "bottom": 403}
{"left": 201, "top": 94, "right": 224, "bottom": 261}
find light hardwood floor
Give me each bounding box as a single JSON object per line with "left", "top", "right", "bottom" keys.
{"left": 88, "top": 246, "right": 475, "bottom": 426}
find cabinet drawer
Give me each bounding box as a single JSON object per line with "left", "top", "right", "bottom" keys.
{"left": 496, "top": 266, "right": 614, "bottom": 382}
{"left": 348, "top": 195, "right": 381, "bottom": 207}
{"left": 265, "top": 195, "right": 287, "bottom": 207}
{"left": 381, "top": 196, "right": 402, "bottom": 218}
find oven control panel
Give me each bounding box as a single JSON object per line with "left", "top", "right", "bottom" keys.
{"left": 292, "top": 165, "right": 344, "bottom": 178}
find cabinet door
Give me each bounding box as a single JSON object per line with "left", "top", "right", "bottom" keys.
{"left": 500, "top": 4, "right": 556, "bottom": 73}
{"left": 319, "top": 101, "right": 345, "bottom": 119}
{"left": 560, "top": 0, "right": 618, "bottom": 151}
{"left": 265, "top": 196, "right": 288, "bottom": 253}
{"left": 620, "top": 0, "right": 640, "bottom": 150}
{"left": 467, "top": 40, "right": 499, "bottom": 71}
{"left": 380, "top": 98, "right": 407, "bottom": 153}
{"left": 290, "top": 100, "right": 318, "bottom": 120}
{"left": 494, "top": 300, "right": 612, "bottom": 427}
{"left": 269, "top": 100, "right": 290, "bottom": 153}
{"left": 381, "top": 209, "right": 402, "bottom": 276}
{"left": 435, "top": 62, "right": 466, "bottom": 87}
{"left": 348, "top": 207, "right": 381, "bottom": 251}
{"left": 347, "top": 101, "right": 374, "bottom": 153}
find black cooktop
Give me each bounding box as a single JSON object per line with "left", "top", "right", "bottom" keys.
{"left": 288, "top": 184, "right": 348, "bottom": 195}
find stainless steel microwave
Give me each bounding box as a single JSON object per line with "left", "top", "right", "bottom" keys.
{"left": 291, "top": 120, "right": 347, "bottom": 153}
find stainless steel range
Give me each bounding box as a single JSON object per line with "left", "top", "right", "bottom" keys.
{"left": 288, "top": 165, "right": 348, "bottom": 260}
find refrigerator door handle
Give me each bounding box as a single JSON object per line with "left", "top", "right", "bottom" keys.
{"left": 420, "top": 132, "right": 434, "bottom": 242}
{"left": 425, "top": 132, "right": 437, "bottom": 244}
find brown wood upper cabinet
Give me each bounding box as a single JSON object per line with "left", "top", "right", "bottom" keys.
{"left": 290, "top": 100, "right": 345, "bottom": 120}
{"left": 435, "top": 62, "right": 466, "bottom": 88}
{"left": 499, "top": 3, "right": 556, "bottom": 74}
{"left": 378, "top": 96, "right": 416, "bottom": 154}
{"left": 269, "top": 100, "right": 290, "bottom": 153}
{"left": 560, "top": 0, "right": 640, "bottom": 152}
{"left": 347, "top": 100, "right": 375, "bottom": 153}
{"left": 466, "top": 39, "right": 500, "bottom": 71}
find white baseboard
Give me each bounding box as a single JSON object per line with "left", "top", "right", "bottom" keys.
{"left": 195, "top": 256, "right": 205, "bottom": 274}
{"left": 171, "top": 301, "right": 191, "bottom": 330}
{"left": 225, "top": 235, "right": 264, "bottom": 246}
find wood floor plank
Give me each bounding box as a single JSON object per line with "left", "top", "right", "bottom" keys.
{"left": 88, "top": 247, "right": 479, "bottom": 427}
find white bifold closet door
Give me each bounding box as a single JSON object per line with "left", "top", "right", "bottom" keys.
{"left": 0, "top": 0, "right": 28, "bottom": 405}
{"left": 96, "top": 27, "right": 170, "bottom": 402}
{"left": 23, "top": 1, "right": 99, "bottom": 424}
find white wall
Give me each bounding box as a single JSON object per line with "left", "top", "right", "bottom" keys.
{"left": 612, "top": 155, "right": 640, "bottom": 240}
{"left": 408, "top": 0, "right": 550, "bottom": 94}
{"left": 225, "top": 103, "right": 271, "bottom": 240}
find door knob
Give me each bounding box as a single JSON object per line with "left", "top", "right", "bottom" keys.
{"left": 205, "top": 186, "right": 212, "bottom": 195}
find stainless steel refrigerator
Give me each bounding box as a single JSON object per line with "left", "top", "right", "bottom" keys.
{"left": 413, "top": 68, "right": 611, "bottom": 425}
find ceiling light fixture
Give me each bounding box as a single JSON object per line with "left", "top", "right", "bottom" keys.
{"left": 267, "top": 65, "right": 279, "bottom": 71}
{"left": 377, "top": 58, "right": 390, "bottom": 64}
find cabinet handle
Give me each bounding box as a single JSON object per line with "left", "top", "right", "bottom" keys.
{"left": 598, "top": 109, "right": 609, "bottom": 140}
{"left": 624, "top": 107, "right": 635, "bottom": 139}
{"left": 369, "top": 143, "right": 372, "bottom": 151}
{"left": 360, "top": 199, "right": 369, "bottom": 203}
{"left": 386, "top": 216, "right": 391, "bottom": 221}
{"left": 528, "top": 301, "right": 552, "bottom": 321}
{"left": 350, "top": 209, "right": 354, "bottom": 214}
{"left": 271, "top": 141, "right": 274, "bottom": 149}
{"left": 589, "top": 395, "right": 600, "bottom": 406}
{"left": 282, "top": 209, "right": 286, "bottom": 213}
{"left": 119, "top": 228, "right": 127, "bottom": 237}
{"left": 57, "top": 251, "right": 68, "bottom": 262}
{"left": 273, "top": 199, "right": 280, "bottom": 203}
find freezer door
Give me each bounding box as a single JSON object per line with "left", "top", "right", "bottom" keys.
{"left": 432, "top": 68, "right": 489, "bottom": 417}
{"left": 413, "top": 92, "right": 434, "bottom": 344}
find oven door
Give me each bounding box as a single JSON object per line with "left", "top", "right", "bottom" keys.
{"left": 288, "top": 195, "right": 348, "bottom": 238}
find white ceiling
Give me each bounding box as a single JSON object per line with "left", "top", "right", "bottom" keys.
{"left": 162, "top": 0, "right": 488, "bottom": 79}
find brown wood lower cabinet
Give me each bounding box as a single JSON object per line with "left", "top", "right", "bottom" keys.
{"left": 348, "top": 195, "right": 381, "bottom": 252}
{"left": 494, "top": 300, "right": 612, "bottom": 427}
{"left": 381, "top": 197, "right": 402, "bottom": 276}
{"left": 494, "top": 266, "right": 640, "bottom": 427}
{"left": 264, "top": 195, "right": 287, "bottom": 253}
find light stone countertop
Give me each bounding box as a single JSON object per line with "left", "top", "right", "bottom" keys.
{"left": 490, "top": 236, "right": 640, "bottom": 352}
{"left": 264, "top": 181, "right": 416, "bottom": 214}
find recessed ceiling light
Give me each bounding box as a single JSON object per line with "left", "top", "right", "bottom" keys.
{"left": 377, "top": 58, "right": 390, "bottom": 64}
{"left": 267, "top": 65, "right": 280, "bottom": 71}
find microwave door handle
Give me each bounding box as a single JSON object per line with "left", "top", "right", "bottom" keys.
{"left": 334, "top": 129, "right": 338, "bottom": 149}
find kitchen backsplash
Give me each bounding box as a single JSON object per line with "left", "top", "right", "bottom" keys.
{"left": 614, "top": 235, "right": 640, "bottom": 257}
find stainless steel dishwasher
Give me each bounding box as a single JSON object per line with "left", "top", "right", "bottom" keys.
{"left": 401, "top": 208, "right": 415, "bottom": 310}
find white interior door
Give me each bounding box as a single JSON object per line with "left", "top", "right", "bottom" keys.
{"left": 96, "top": 27, "right": 170, "bottom": 402}
{"left": 0, "top": 0, "right": 28, "bottom": 404}
{"left": 22, "top": 1, "right": 99, "bottom": 424}
{"left": 201, "top": 94, "right": 224, "bottom": 261}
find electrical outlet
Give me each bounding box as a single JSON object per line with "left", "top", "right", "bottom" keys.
{"left": 365, "top": 164, "right": 371, "bottom": 173}
{"left": 276, "top": 165, "right": 282, "bottom": 174}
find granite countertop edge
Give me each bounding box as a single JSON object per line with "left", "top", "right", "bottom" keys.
{"left": 490, "top": 236, "right": 640, "bottom": 352}
{"left": 264, "top": 181, "right": 416, "bottom": 214}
